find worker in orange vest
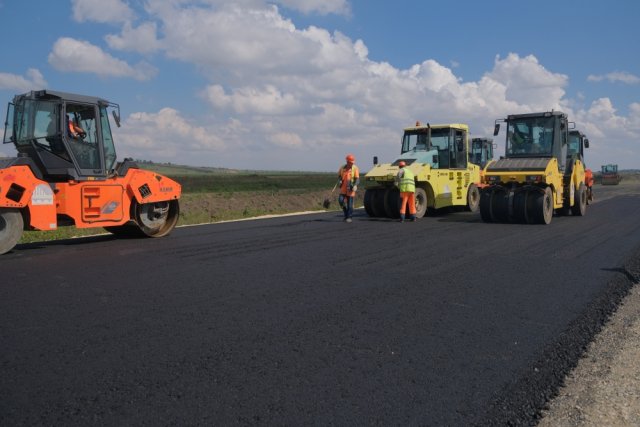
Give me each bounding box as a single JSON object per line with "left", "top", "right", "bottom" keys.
{"left": 396, "top": 160, "right": 416, "bottom": 222}
{"left": 338, "top": 154, "right": 359, "bottom": 223}
{"left": 585, "top": 168, "right": 594, "bottom": 203}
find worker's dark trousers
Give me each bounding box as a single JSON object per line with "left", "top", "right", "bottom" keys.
{"left": 338, "top": 194, "right": 354, "bottom": 219}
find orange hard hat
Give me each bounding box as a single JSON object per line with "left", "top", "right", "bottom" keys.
{"left": 346, "top": 154, "right": 355, "bottom": 163}
{"left": 398, "top": 161, "right": 406, "bottom": 167}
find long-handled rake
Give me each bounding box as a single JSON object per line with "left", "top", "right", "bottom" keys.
{"left": 322, "top": 182, "right": 339, "bottom": 209}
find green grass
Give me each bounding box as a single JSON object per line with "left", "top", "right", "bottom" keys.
{"left": 138, "top": 162, "right": 337, "bottom": 193}
{"left": 174, "top": 173, "right": 336, "bottom": 193}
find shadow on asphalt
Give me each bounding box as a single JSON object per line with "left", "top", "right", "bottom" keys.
{"left": 13, "top": 234, "right": 117, "bottom": 253}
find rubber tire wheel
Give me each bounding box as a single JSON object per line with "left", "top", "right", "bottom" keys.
{"left": 571, "top": 183, "right": 587, "bottom": 216}
{"left": 479, "top": 188, "right": 493, "bottom": 223}
{"left": 533, "top": 187, "right": 554, "bottom": 224}
{"left": 383, "top": 187, "right": 401, "bottom": 219}
{"left": 371, "top": 189, "right": 386, "bottom": 217}
{"left": 466, "top": 184, "right": 480, "bottom": 213}
{"left": 364, "top": 189, "right": 375, "bottom": 217}
{"left": 524, "top": 190, "right": 538, "bottom": 224}
{"left": 513, "top": 190, "right": 529, "bottom": 224}
{"left": 490, "top": 187, "right": 509, "bottom": 223}
{"left": 414, "top": 188, "right": 428, "bottom": 218}
{"left": 0, "top": 209, "right": 24, "bottom": 255}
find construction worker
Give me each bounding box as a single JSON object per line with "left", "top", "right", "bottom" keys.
{"left": 338, "top": 154, "right": 359, "bottom": 223}
{"left": 67, "top": 114, "right": 86, "bottom": 139}
{"left": 396, "top": 160, "right": 416, "bottom": 222}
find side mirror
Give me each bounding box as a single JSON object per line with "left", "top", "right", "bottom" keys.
{"left": 373, "top": 156, "right": 378, "bottom": 165}
{"left": 584, "top": 138, "right": 589, "bottom": 148}
{"left": 493, "top": 123, "right": 500, "bottom": 136}
{"left": 112, "top": 110, "right": 121, "bottom": 128}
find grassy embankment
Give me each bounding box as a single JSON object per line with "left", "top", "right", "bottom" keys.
{"left": 18, "top": 164, "right": 342, "bottom": 244}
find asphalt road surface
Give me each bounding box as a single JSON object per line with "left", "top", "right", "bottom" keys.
{"left": 1, "top": 185, "right": 639, "bottom": 426}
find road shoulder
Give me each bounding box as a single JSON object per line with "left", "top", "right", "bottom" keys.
{"left": 538, "top": 280, "right": 640, "bottom": 426}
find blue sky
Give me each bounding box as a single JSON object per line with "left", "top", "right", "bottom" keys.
{"left": 1, "top": 0, "right": 638, "bottom": 171}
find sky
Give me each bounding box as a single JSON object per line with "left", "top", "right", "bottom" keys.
{"left": 0, "top": 0, "right": 639, "bottom": 172}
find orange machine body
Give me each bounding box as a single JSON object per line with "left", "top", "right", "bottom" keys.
{"left": 0, "top": 164, "right": 180, "bottom": 231}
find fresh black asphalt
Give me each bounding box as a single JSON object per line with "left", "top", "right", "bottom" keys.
{"left": 1, "top": 186, "right": 639, "bottom": 425}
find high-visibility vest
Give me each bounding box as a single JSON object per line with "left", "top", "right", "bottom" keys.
{"left": 339, "top": 164, "right": 359, "bottom": 196}
{"left": 398, "top": 168, "right": 415, "bottom": 192}
{"left": 339, "top": 164, "right": 359, "bottom": 186}
{"left": 338, "top": 165, "right": 360, "bottom": 186}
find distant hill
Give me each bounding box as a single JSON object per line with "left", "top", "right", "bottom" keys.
{"left": 135, "top": 161, "right": 331, "bottom": 176}
{"left": 136, "top": 161, "right": 240, "bottom": 176}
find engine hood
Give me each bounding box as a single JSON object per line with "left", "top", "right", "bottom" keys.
{"left": 486, "top": 157, "right": 551, "bottom": 172}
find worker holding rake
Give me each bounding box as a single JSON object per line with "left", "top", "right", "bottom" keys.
{"left": 338, "top": 154, "right": 360, "bottom": 223}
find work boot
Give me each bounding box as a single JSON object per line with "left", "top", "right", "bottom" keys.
{"left": 409, "top": 215, "right": 417, "bottom": 222}
{"left": 399, "top": 214, "right": 405, "bottom": 223}
{"left": 345, "top": 218, "right": 352, "bottom": 223}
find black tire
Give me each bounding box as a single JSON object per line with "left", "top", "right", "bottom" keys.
{"left": 371, "top": 189, "right": 386, "bottom": 217}
{"left": 524, "top": 190, "right": 538, "bottom": 224}
{"left": 571, "top": 183, "right": 587, "bottom": 216}
{"left": 513, "top": 190, "right": 529, "bottom": 224}
{"left": 364, "top": 189, "right": 375, "bottom": 217}
{"left": 414, "top": 188, "right": 428, "bottom": 218}
{"left": 466, "top": 184, "right": 480, "bottom": 213}
{"left": 533, "top": 187, "right": 554, "bottom": 224}
{"left": 490, "top": 187, "right": 509, "bottom": 223}
{"left": 479, "top": 188, "right": 493, "bottom": 223}
{"left": 0, "top": 209, "right": 24, "bottom": 255}
{"left": 383, "top": 187, "right": 401, "bottom": 218}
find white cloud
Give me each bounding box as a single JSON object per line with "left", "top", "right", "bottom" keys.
{"left": 154, "top": 3, "right": 318, "bottom": 78}
{"left": 136, "top": 3, "right": 595, "bottom": 167}
{"left": 587, "top": 71, "right": 640, "bottom": 85}
{"left": 114, "top": 108, "right": 226, "bottom": 162}
{"left": 570, "top": 98, "right": 640, "bottom": 168}
{"left": 486, "top": 53, "right": 568, "bottom": 110}
{"left": 71, "top": 0, "right": 134, "bottom": 24}
{"left": 0, "top": 69, "right": 47, "bottom": 91}
{"left": 268, "top": 132, "right": 303, "bottom": 148}
{"left": 77, "top": 2, "right": 637, "bottom": 170}
{"left": 48, "top": 37, "right": 157, "bottom": 81}
{"left": 628, "top": 103, "right": 640, "bottom": 132}
{"left": 203, "top": 84, "right": 300, "bottom": 114}
{"left": 105, "top": 22, "right": 162, "bottom": 54}
{"left": 275, "top": 0, "right": 350, "bottom": 16}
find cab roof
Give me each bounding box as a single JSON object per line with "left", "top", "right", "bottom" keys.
{"left": 14, "top": 89, "right": 111, "bottom": 106}
{"left": 403, "top": 123, "right": 469, "bottom": 132}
